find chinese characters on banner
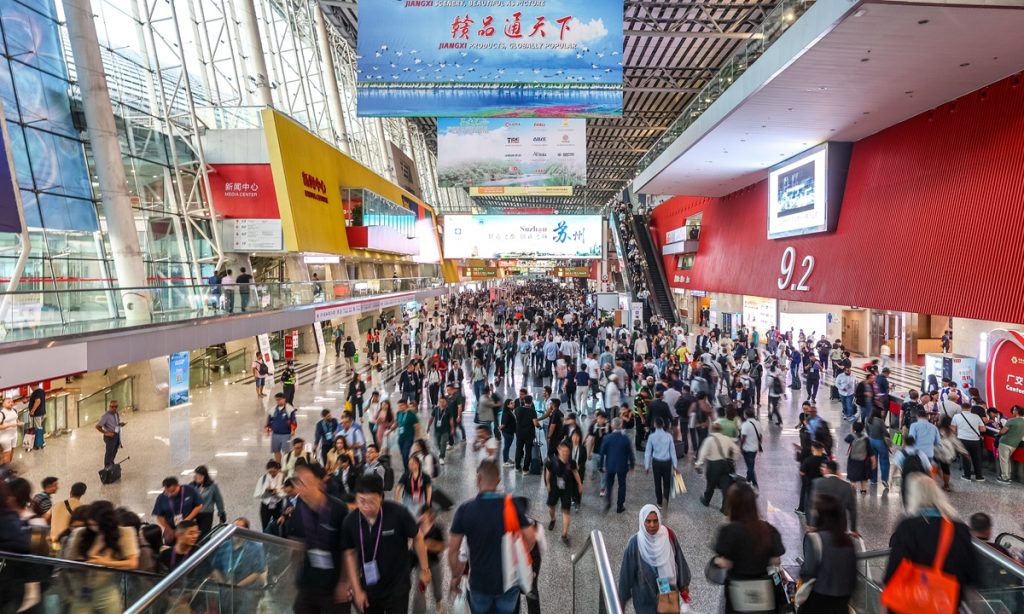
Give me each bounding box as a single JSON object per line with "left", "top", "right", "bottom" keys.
{"left": 356, "top": 1, "right": 623, "bottom": 117}
{"left": 437, "top": 118, "right": 586, "bottom": 196}
{"left": 442, "top": 214, "right": 602, "bottom": 259}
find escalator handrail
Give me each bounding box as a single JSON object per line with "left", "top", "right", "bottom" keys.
{"left": 0, "top": 548, "right": 163, "bottom": 577}
{"left": 630, "top": 214, "right": 676, "bottom": 323}
{"left": 124, "top": 524, "right": 304, "bottom": 614}
{"left": 853, "top": 538, "right": 1024, "bottom": 579}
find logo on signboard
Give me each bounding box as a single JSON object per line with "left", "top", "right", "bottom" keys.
{"left": 301, "top": 172, "right": 328, "bottom": 204}
{"left": 507, "top": 137, "right": 520, "bottom": 144}
{"left": 532, "top": 136, "right": 546, "bottom": 143}
{"left": 562, "top": 134, "right": 570, "bottom": 143}
{"left": 223, "top": 181, "right": 260, "bottom": 198}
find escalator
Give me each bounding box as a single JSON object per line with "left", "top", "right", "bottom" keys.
{"left": 0, "top": 523, "right": 304, "bottom": 613}
{"left": 852, "top": 536, "right": 1024, "bottom": 613}
{"left": 629, "top": 213, "right": 678, "bottom": 325}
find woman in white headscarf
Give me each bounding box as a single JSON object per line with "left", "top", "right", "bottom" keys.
{"left": 617, "top": 504, "right": 691, "bottom": 613}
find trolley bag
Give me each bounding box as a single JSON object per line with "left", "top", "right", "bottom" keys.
{"left": 529, "top": 441, "right": 544, "bottom": 475}
{"left": 674, "top": 440, "right": 688, "bottom": 459}
{"left": 98, "top": 457, "right": 130, "bottom": 485}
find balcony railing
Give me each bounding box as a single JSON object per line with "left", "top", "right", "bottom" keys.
{"left": 0, "top": 277, "right": 443, "bottom": 343}
{"left": 636, "top": 0, "right": 816, "bottom": 175}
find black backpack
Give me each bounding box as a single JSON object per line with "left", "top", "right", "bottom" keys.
{"left": 258, "top": 362, "right": 269, "bottom": 376}
{"left": 379, "top": 455, "right": 396, "bottom": 491}
{"left": 771, "top": 375, "right": 784, "bottom": 395}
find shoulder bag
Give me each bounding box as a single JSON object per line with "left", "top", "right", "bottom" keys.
{"left": 880, "top": 517, "right": 959, "bottom": 614}
{"left": 794, "top": 532, "right": 821, "bottom": 606}
{"left": 713, "top": 437, "right": 736, "bottom": 475}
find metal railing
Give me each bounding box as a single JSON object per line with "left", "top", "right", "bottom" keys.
{"left": 0, "top": 277, "right": 443, "bottom": 342}
{"left": 852, "top": 537, "right": 1024, "bottom": 614}
{"left": 571, "top": 530, "right": 622, "bottom": 614}
{"left": 76, "top": 375, "right": 135, "bottom": 428}
{"left": 636, "top": 0, "right": 817, "bottom": 174}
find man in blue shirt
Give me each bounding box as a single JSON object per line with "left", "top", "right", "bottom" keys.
{"left": 644, "top": 418, "right": 678, "bottom": 508}
{"left": 95, "top": 400, "right": 126, "bottom": 468}
{"left": 153, "top": 477, "right": 204, "bottom": 545}
{"left": 908, "top": 409, "right": 941, "bottom": 460}
{"left": 600, "top": 418, "right": 636, "bottom": 513}
{"left": 265, "top": 393, "right": 296, "bottom": 463}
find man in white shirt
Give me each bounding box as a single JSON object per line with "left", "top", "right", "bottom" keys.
{"left": 952, "top": 409, "right": 986, "bottom": 482}
{"left": 835, "top": 367, "right": 857, "bottom": 421}
{"left": 695, "top": 422, "right": 739, "bottom": 512}
{"left": 220, "top": 268, "right": 236, "bottom": 312}
{"left": 739, "top": 410, "right": 761, "bottom": 488}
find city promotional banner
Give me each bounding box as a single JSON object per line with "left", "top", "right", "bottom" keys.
{"left": 442, "top": 214, "right": 602, "bottom": 259}
{"left": 168, "top": 351, "right": 190, "bottom": 407}
{"left": 356, "top": 0, "right": 623, "bottom": 117}
{"left": 437, "top": 118, "right": 586, "bottom": 196}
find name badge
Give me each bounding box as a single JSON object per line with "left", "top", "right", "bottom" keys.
{"left": 556, "top": 478, "right": 566, "bottom": 490}
{"left": 657, "top": 577, "right": 672, "bottom": 594}
{"left": 173, "top": 514, "right": 183, "bottom": 525}
{"left": 363, "top": 560, "right": 380, "bottom": 585}
{"left": 308, "top": 549, "right": 333, "bottom": 570}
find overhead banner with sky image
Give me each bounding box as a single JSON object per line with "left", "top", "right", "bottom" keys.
{"left": 356, "top": 0, "right": 623, "bottom": 117}
{"left": 438, "top": 118, "right": 586, "bottom": 196}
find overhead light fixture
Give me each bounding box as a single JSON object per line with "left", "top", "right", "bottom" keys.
{"left": 853, "top": 9, "right": 867, "bottom": 17}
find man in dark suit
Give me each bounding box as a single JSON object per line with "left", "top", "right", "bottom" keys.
{"left": 810, "top": 460, "right": 858, "bottom": 534}
{"left": 599, "top": 418, "right": 636, "bottom": 513}
{"left": 645, "top": 390, "right": 672, "bottom": 435}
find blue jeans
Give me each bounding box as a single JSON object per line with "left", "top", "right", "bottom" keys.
{"left": 841, "top": 395, "right": 855, "bottom": 419}
{"left": 869, "top": 437, "right": 890, "bottom": 483}
{"left": 473, "top": 380, "right": 486, "bottom": 402}
{"left": 468, "top": 586, "right": 520, "bottom": 614}
{"left": 857, "top": 403, "right": 872, "bottom": 423}
{"left": 742, "top": 450, "right": 758, "bottom": 486}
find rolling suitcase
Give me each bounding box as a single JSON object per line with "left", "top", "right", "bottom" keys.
{"left": 98, "top": 457, "right": 130, "bottom": 484}
{"left": 529, "top": 441, "right": 544, "bottom": 475}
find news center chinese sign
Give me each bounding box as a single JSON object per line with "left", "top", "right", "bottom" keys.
{"left": 437, "top": 118, "right": 586, "bottom": 196}
{"left": 442, "top": 214, "right": 602, "bottom": 259}
{"left": 356, "top": 1, "right": 623, "bottom": 117}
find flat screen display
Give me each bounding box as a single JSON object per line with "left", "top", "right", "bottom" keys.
{"left": 768, "top": 146, "right": 828, "bottom": 239}
{"left": 442, "top": 215, "right": 602, "bottom": 259}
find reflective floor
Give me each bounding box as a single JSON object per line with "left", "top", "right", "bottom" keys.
{"left": 12, "top": 348, "right": 1022, "bottom": 613}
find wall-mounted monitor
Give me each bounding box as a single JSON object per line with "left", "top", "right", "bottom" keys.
{"left": 767, "top": 142, "right": 852, "bottom": 240}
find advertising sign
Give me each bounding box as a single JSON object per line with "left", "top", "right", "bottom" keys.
{"left": 168, "top": 351, "right": 190, "bottom": 407}
{"left": 257, "top": 333, "right": 275, "bottom": 375}
{"left": 438, "top": 118, "right": 586, "bottom": 196}
{"left": 442, "top": 215, "right": 602, "bottom": 259}
{"left": 768, "top": 147, "right": 827, "bottom": 239}
{"left": 356, "top": 0, "right": 623, "bottom": 117}
{"left": 986, "top": 330, "right": 1024, "bottom": 416}
{"left": 630, "top": 301, "right": 644, "bottom": 330}
{"left": 742, "top": 296, "right": 778, "bottom": 336}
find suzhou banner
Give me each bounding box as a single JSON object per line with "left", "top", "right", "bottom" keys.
{"left": 356, "top": 0, "right": 623, "bottom": 118}
{"left": 437, "top": 118, "right": 586, "bottom": 196}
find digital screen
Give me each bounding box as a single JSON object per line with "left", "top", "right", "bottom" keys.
{"left": 442, "top": 215, "right": 602, "bottom": 259}
{"left": 768, "top": 147, "right": 828, "bottom": 239}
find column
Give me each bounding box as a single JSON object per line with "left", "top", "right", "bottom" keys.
{"left": 63, "top": 0, "right": 151, "bottom": 321}
{"left": 236, "top": 0, "right": 273, "bottom": 106}
{"left": 315, "top": 6, "right": 350, "bottom": 155}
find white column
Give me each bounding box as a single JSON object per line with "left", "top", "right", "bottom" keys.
{"left": 315, "top": 7, "right": 350, "bottom": 155}
{"left": 235, "top": 0, "right": 273, "bottom": 106}
{"left": 63, "top": 0, "right": 150, "bottom": 321}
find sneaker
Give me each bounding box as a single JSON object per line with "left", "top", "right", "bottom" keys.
{"left": 561, "top": 534, "right": 570, "bottom": 546}
{"left": 996, "top": 477, "right": 1011, "bottom": 484}
{"left": 960, "top": 475, "right": 971, "bottom": 481}
{"left": 976, "top": 477, "right": 986, "bottom": 483}
{"left": 439, "top": 458, "right": 446, "bottom": 465}
{"left": 503, "top": 461, "right": 514, "bottom": 467}
{"left": 882, "top": 481, "right": 889, "bottom": 490}
{"left": 548, "top": 520, "right": 555, "bottom": 531}
{"left": 599, "top": 489, "right": 606, "bottom": 497}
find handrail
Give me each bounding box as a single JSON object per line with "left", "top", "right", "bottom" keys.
{"left": 571, "top": 530, "right": 623, "bottom": 614}
{"left": 0, "top": 277, "right": 442, "bottom": 296}
{"left": 124, "top": 524, "right": 303, "bottom": 614}
{"left": 76, "top": 374, "right": 134, "bottom": 406}
{"left": 0, "top": 548, "right": 162, "bottom": 577}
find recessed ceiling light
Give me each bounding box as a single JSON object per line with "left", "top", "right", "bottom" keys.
{"left": 853, "top": 9, "right": 867, "bottom": 17}
{"left": 959, "top": 62, "right": 970, "bottom": 67}
{"left": 918, "top": 19, "right": 929, "bottom": 25}
{"left": 860, "top": 58, "right": 870, "bottom": 62}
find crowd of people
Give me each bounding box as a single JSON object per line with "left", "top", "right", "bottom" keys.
{"left": 1, "top": 279, "right": 1021, "bottom": 614}
{"left": 614, "top": 201, "right": 652, "bottom": 304}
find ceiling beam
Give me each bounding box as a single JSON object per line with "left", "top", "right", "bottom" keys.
{"left": 588, "top": 124, "right": 669, "bottom": 131}
{"left": 625, "top": 29, "right": 761, "bottom": 39}
{"left": 625, "top": 86, "right": 702, "bottom": 94}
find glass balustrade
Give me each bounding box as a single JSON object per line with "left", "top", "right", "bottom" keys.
{"left": 0, "top": 277, "right": 444, "bottom": 343}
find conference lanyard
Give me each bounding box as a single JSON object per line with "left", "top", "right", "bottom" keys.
{"left": 359, "top": 508, "right": 384, "bottom": 564}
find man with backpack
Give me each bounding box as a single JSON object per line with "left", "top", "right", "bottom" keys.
{"left": 894, "top": 435, "right": 932, "bottom": 502}
{"left": 766, "top": 365, "right": 785, "bottom": 426}
{"left": 265, "top": 393, "right": 296, "bottom": 463}
{"left": 252, "top": 352, "right": 269, "bottom": 397}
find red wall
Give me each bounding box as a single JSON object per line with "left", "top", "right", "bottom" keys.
{"left": 205, "top": 164, "right": 280, "bottom": 219}
{"left": 651, "top": 73, "right": 1024, "bottom": 324}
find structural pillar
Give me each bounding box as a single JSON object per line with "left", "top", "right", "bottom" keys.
{"left": 63, "top": 0, "right": 151, "bottom": 322}
{"left": 236, "top": 0, "right": 274, "bottom": 106}
{"left": 315, "top": 7, "right": 350, "bottom": 155}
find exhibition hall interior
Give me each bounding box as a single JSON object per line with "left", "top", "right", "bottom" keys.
{"left": 0, "top": 0, "right": 1023, "bottom": 613}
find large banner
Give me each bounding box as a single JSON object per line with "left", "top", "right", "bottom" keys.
{"left": 442, "top": 214, "right": 602, "bottom": 259}
{"left": 437, "top": 118, "right": 586, "bottom": 196}
{"left": 168, "top": 351, "right": 190, "bottom": 407}
{"left": 356, "top": 1, "right": 623, "bottom": 117}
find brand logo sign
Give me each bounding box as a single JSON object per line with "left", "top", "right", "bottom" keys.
{"left": 987, "top": 330, "right": 1024, "bottom": 416}
{"left": 301, "top": 172, "right": 329, "bottom": 204}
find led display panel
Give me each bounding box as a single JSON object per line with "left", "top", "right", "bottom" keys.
{"left": 442, "top": 215, "right": 602, "bottom": 259}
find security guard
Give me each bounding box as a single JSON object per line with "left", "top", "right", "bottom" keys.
{"left": 281, "top": 360, "right": 297, "bottom": 406}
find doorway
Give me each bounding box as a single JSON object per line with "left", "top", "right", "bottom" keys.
{"left": 870, "top": 310, "right": 908, "bottom": 361}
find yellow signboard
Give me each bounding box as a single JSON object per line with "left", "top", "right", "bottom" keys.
{"left": 469, "top": 186, "right": 573, "bottom": 197}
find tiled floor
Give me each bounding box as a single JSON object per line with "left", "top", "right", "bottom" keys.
{"left": 11, "top": 349, "right": 1022, "bottom": 613}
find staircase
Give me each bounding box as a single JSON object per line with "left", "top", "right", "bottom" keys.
{"left": 630, "top": 213, "right": 678, "bottom": 325}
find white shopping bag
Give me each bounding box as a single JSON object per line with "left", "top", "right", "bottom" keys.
{"left": 500, "top": 495, "right": 535, "bottom": 593}
{"left": 451, "top": 576, "right": 470, "bottom": 614}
